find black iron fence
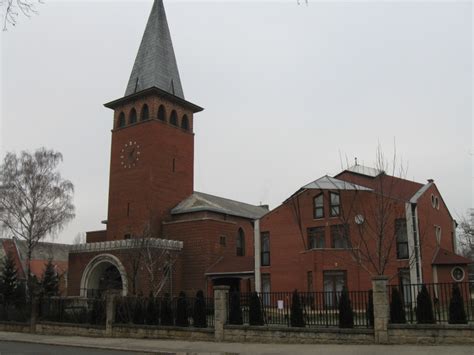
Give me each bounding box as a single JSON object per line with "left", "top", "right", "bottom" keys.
{"left": 230, "top": 291, "right": 373, "bottom": 328}
{"left": 114, "top": 295, "right": 214, "bottom": 328}
{"left": 388, "top": 282, "right": 474, "bottom": 324}
{"left": 0, "top": 297, "right": 31, "bottom": 323}
{"left": 39, "top": 297, "right": 106, "bottom": 326}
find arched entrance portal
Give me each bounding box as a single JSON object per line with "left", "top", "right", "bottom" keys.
{"left": 80, "top": 254, "right": 128, "bottom": 297}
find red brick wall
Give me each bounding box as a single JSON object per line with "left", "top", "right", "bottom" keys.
{"left": 105, "top": 92, "right": 195, "bottom": 241}
{"left": 86, "top": 230, "right": 107, "bottom": 243}
{"left": 259, "top": 187, "right": 439, "bottom": 292}
{"left": 163, "top": 215, "right": 255, "bottom": 296}
{"left": 67, "top": 248, "right": 182, "bottom": 297}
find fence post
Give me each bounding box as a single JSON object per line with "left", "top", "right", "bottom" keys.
{"left": 214, "top": 286, "right": 230, "bottom": 342}
{"left": 105, "top": 293, "right": 116, "bottom": 337}
{"left": 30, "top": 297, "right": 38, "bottom": 334}
{"left": 372, "top": 276, "right": 389, "bottom": 344}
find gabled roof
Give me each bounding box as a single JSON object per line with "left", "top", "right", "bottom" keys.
{"left": 171, "top": 191, "right": 268, "bottom": 220}
{"left": 432, "top": 248, "right": 472, "bottom": 265}
{"left": 410, "top": 182, "right": 434, "bottom": 204}
{"left": 125, "top": 0, "right": 184, "bottom": 98}
{"left": 302, "top": 175, "right": 373, "bottom": 191}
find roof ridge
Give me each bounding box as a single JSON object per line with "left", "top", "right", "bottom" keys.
{"left": 194, "top": 191, "right": 266, "bottom": 209}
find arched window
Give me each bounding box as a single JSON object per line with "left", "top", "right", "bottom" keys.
{"left": 158, "top": 105, "right": 166, "bottom": 121}
{"left": 129, "top": 108, "right": 137, "bottom": 124}
{"left": 237, "top": 228, "right": 245, "bottom": 256}
{"left": 181, "top": 114, "right": 189, "bottom": 131}
{"left": 140, "top": 104, "right": 149, "bottom": 121}
{"left": 117, "top": 112, "right": 126, "bottom": 128}
{"left": 170, "top": 110, "right": 178, "bottom": 126}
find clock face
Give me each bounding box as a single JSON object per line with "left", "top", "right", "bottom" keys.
{"left": 120, "top": 141, "right": 141, "bottom": 169}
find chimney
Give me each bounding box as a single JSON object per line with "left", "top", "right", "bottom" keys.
{"left": 427, "top": 179, "right": 434, "bottom": 183}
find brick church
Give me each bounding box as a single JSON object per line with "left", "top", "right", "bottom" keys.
{"left": 67, "top": 0, "right": 470, "bottom": 298}
{"left": 67, "top": 0, "right": 268, "bottom": 298}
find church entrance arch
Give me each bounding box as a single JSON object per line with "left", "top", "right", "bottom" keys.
{"left": 80, "top": 254, "right": 128, "bottom": 297}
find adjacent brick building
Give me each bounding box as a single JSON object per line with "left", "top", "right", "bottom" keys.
{"left": 257, "top": 166, "right": 471, "bottom": 295}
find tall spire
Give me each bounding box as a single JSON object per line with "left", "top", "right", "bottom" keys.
{"left": 125, "top": 0, "right": 184, "bottom": 99}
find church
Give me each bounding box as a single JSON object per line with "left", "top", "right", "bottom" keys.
{"left": 67, "top": 0, "right": 268, "bottom": 298}
{"left": 67, "top": 0, "right": 470, "bottom": 298}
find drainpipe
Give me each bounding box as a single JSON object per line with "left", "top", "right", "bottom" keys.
{"left": 254, "top": 219, "right": 261, "bottom": 293}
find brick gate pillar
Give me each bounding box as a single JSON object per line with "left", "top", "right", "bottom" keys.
{"left": 214, "top": 286, "right": 230, "bottom": 342}
{"left": 372, "top": 276, "right": 389, "bottom": 344}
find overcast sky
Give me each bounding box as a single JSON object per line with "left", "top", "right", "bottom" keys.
{"left": 1, "top": 0, "right": 472, "bottom": 244}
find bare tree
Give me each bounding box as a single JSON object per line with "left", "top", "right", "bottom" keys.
{"left": 1, "top": 0, "right": 42, "bottom": 31}
{"left": 0, "top": 148, "right": 75, "bottom": 295}
{"left": 122, "top": 211, "right": 180, "bottom": 297}
{"left": 457, "top": 212, "right": 474, "bottom": 259}
{"left": 72, "top": 232, "right": 86, "bottom": 245}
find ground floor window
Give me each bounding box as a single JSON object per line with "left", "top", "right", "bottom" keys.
{"left": 261, "top": 274, "right": 271, "bottom": 306}
{"left": 323, "top": 270, "right": 346, "bottom": 308}
{"left": 398, "top": 268, "right": 412, "bottom": 304}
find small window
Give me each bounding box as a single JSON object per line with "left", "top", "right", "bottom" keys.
{"left": 261, "top": 232, "right": 270, "bottom": 266}
{"left": 451, "top": 267, "right": 465, "bottom": 282}
{"left": 124, "top": 234, "right": 131, "bottom": 240}
{"left": 140, "top": 104, "right": 149, "bottom": 121}
{"left": 330, "top": 224, "right": 350, "bottom": 249}
{"left": 435, "top": 197, "right": 440, "bottom": 210}
{"left": 129, "top": 108, "right": 137, "bottom": 124}
{"left": 313, "top": 193, "right": 324, "bottom": 219}
{"left": 307, "top": 227, "right": 325, "bottom": 249}
{"left": 329, "top": 192, "right": 340, "bottom": 217}
{"left": 219, "top": 235, "right": 226, "bottom": 246}
{"left": 434, "top": 225, "right": 441, "bottom": 246}
{"left": 118, "top": 112, "right": 126, "bottom": 128}
{"left": 396, "top": 219, "right": 409, "bottom": 259}
{"left": 170, "top": 110, "right": 178, "bottom": 126}
{"left": 158, "top": 105, "right": 166, "bottom": 121}
{"left": 181, "top": 114, "right": 189, "bottom": 131}
{"left": 237, "top": 228, "right": 245, "bottom": 256}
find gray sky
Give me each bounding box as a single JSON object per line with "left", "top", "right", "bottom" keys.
{"left": 1, "top": 0, "right": 472, "bottom": 244}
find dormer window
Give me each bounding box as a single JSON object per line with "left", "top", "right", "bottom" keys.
{"left": 313, "top": 193, "right": 324, "bottom": 219}
{"left": 330, "top": 192, "right": 340, "bottom": 217}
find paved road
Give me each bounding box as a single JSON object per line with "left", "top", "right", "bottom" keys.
{"left": 0, "top": 332, "right": 472, "bottom": 355}
{"left": 0, "top": 341, "right": 152, "bottom": 355}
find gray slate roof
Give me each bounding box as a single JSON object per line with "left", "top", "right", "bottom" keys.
{"left": 171, "top": 192, "right": 269, "bottom": 220}
{"left": 302, "top": 175, "right": 372, "bottom": 191}
{"left": 125, "top": 0, "right": 184, "bottom": 99}
{"left": 345, "top": 164, "right": 383, "bottom": 178}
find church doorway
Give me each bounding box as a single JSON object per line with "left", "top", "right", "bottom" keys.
{"left": 80, "top": 254, "right": 128, "bottom": 297}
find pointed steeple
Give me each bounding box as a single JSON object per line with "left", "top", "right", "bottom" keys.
{"left": 125, "top": 0, "right": 184, "bottom": 99}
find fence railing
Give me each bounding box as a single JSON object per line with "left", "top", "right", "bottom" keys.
{"left": 388, "top": 282, "right": 474, "bottom": 324}
{"left": 39, "top": 297, "right": 106, "bottom": 326}
{"left": 114, "top": 295, "right": 214, "bottom": 328}
{"left": 230, "top": 291, "right": 373, "bottom": 328}
{"left": 0, "top": 298, "right": 31, "bottom": 323}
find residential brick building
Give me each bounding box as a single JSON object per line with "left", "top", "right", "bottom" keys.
{"left": 257, "top": 166, "right": 471, "bottom": 295}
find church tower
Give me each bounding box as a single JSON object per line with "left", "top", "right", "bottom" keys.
{"left": 103, "top": 0, "right": 203, "bottom": 241}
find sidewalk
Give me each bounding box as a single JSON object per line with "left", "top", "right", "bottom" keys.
{"left": 0, "top": 331, "right": 472, "bottom": 355}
